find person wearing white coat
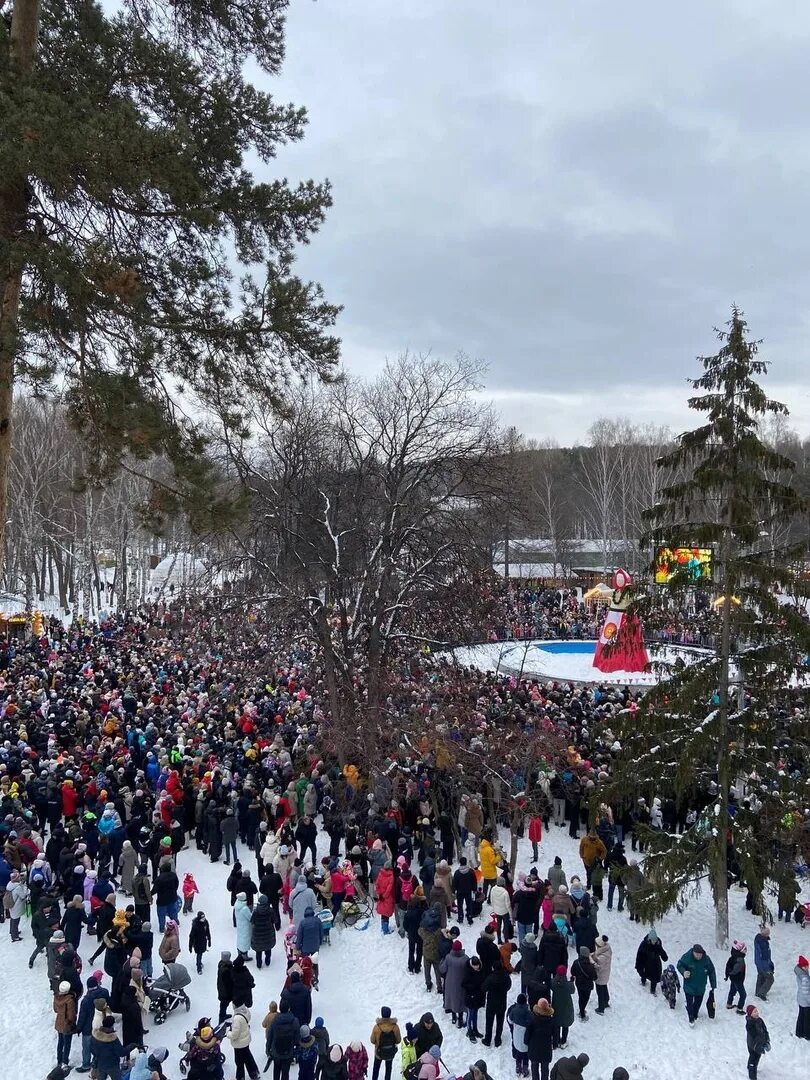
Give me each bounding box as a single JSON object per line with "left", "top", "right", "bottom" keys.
{"left": 235, "top": 894, "right": 253, "bottom": 959}
{"left": 5, "top": 872, "right": 29, "bottom": 941}
{"left": 592, "top": 935, "right": 612, "bottom": 1013}
{"left": 489, "top": 879, "right": 512, "bottom": 944}
{"left": 229, "top": 1004, "right": 260, "bottom": 1080}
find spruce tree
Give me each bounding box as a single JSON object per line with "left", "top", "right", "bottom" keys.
{"left": 0, "top": 0, "right": 339, "bottom": 565}
{"left": 610, "top": 307, "right": 810, "bottom": 947}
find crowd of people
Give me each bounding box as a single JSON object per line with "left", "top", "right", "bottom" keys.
{"left": 0, "top": 599, "right": 806, "bottom": 1080}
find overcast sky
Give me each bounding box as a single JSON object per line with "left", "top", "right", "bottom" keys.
{"left": 270, "top": 0, "right": 810, "bottom": 443}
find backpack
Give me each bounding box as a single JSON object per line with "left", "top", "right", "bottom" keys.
{"left": 377, "top": 1028, "right": 397, "bottom": 1061}
{"left": 404, "top": 1061, "right": 422, "bottom": 1080}
{"left": 400, "top": 877, "right": 414, "bottom": 904}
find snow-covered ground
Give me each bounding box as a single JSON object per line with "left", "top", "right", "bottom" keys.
{"left": 5, "top": 824, "right": 808, "bottom": 1080}
{"left": 442, "top": 641, "right": 705, "bottom": 686}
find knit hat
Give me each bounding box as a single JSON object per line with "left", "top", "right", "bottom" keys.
{"left": 577, "top": 1055, "right": 590, "bottom": 1068}
{"left": 329, "top": 1046, "right": 343, "bottom": 1063}
{"left": 51, "top": 930, "right": 65, "bottom": 942}
{"left": 221, "top": 951, "right": 231, "bottom": 961}
{"left": 300, "top": 1025, "right": 311, "bottom": 1039}
{"left": 579, "top": 946, "right": 590, "bottom": 958}
{"left": 429, "top": 1047, "right": 442, "bottom": 1059}
{"left": 92, "top": 970, "right": 104, "bottom": 983}
{"left": 612, "top": 1070, "right": 630, "bottom": 1080}
{"left": 555, "top": 964, "right": 567, "bottom": 976}
{"left": 381, "top": 1006, "right": 391, "bottom": 1018}
{"left": 315, "top": 1017, "right": 325, "bottom": 1028}
{"left": 58, "top": 981, "right": 71, "bottom": 994}
{"left": 745, "top": 1005, "right": 757, "bottom": 1017}
{"left": 102, "top": 1016, "right": 116, "bottom": 1030}
{"left": 733, "top": 940, "right": 746, "bottom": 954}
{"left": 452, "top": 940, "right": 463, "bottom": 952}
{"left": 236, "top": 891, "right": 247, "bottom": 901}
{"left": 200, "top": 1026, "right": 214, "bottom": 1040}
{"left": 799, "top": 955, "right": 810, "bottom": 969}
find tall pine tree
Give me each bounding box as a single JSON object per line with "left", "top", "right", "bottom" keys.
{"left": 0, "top": 0, "right": 340, "bottom": 564}
{"left": 610, "top": 308, "right": 810, "bottom": 946}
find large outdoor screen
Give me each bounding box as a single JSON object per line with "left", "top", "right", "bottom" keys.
{"left": 654, "top": 546, "right": 713, "bottom": 584}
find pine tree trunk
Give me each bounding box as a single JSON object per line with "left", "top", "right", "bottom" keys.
{"left": 714, "top": 540, "right": 733, "bottom": 949}
{"left": 0, "top": 0, "right": 42, "bottom": 585}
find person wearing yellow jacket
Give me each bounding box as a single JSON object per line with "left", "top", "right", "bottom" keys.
{"left": 479, "top": 834, "right": 502, "bottom": 899}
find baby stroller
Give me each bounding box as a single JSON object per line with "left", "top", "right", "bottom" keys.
{"left": 178, "top": 1016, "right": 229, "bottom": 1076}
{"left": 149, "top": 962, "right": 192, "bottom": 1024}
{"left": 317, "top": 906, "right": 333, "bottom": 944}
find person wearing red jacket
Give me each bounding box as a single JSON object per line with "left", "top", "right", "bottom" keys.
{"left": 375, "top": 862, "right": 396, "bottom": 935}
{"left": 528, "top": 817, "right": 543, "bottom": 863}
{"left": 61, "top": 780, "right": 78, "bottom": 819}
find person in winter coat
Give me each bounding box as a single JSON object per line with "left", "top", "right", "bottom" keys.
{"left": 507, "top": 993, "right": 532, "bottom": 1077}
{"left": 158, "top": 918, "right": 181, "bottom": 964}
{"left": 754, "top": 926, "right": 774, "bottom": 1001}
{"left": 606, "top": 843, "right": 627, "bottom": 912}
{"left": 463, "top": 957, "right": 486, "bottom": 1041}
{"left": 519, "top": 934, "right": 539, "bottom": 996}
{"left": 547, "top": 858, "right": 566, "bottom": 893}
{"left": 120, "top": 982, "right": 147, "bottom": 1049}
{"left": 281, "top": 970, "right": 312, "bottom": 1026}
{"left": 525, "top": 998, "right": 555, "bottom": 1080}
{"left": 578, "top": 832, "right": 606, "bottom": 889}
{"left": 412, "top": 1013, "right": 443, "bottom": 1057}
{"left": 795, "top": 955, "right": 810, "bottom": 1039}
{"left": 591, "top": 936, "right": 612, "bottom": 1013}
{"left": 221, "top": 808, "right": 239, "bottom": 866}
{"left": 453, "top": 858, "right": 478, "bottom": 926}
{"left": 91, "top": 1013, "right": 131, "bottom": 1080}
{"left": 661, "top": 964, "right": 681, "bottom": 1009}
{"left": 118, "top": 840, "right": 137, "bottom": 896}
{"left": 230, "top": 954, "right": 254, "bottom": 1011}
{"left": 550, "top": 967, "right": 574, "bottom": 1049}
{"left": 229, "top": 1004, "right": 260, "bottom": 1080}
{"left": 250, "top": 895, "right": 277, "bottom": 967}
{"left": 725, "top": 940, "right": 747, "bottom": 1013}
{"left": 572, "top": 909, "right": 598, "bottom": 954}
{"left": 489, "top": 877, "right": 512, "bottom": 943}
{"left": 132, "top": 865, "right": 152, "bottom": 925}
{"left": 5, "top": 871, "right": 28, "bottom": 940}
{"left": 54, "top": 979, "right": 78, "bottom": 1069}
{"left": 297, "top": 1024, "right": 319, "bottom": 1080}
{"left": 528, "top": 816, "right": 543, "bottom": 863}
{"left": 266, "top": 1001, "right": 301, "bottom": 1080}
{"left": 677, "top": 944, "right": 717, "bottom": 1024}
{"left": 345, "top": 1041, "right": 368, "bottom": 1080}
{"left": 570, "top": 947, "right": 597, "bottom": 1020}
{"left": 461, "top": 1059, "right": 493, "bottom": 1080}
{"left": 322, "top": 1046, "right": 349, "bottom": 1080}
{"left": 61, "top": 893, "right": 88, "bottom": 951}
{"left": 369, "top": 1006, "right": 401, "bottom": 1080}
{"left": 75, "top": 973, "right": 110, "bottom": 1071}
{"left": 189, "top": 911, "right": 212, "bottom": 973}
{"left": 416, "top": 1047, "right": 442, "bottom": 1080}
{"left": 235, "top": 893, "right": 253, "bottom": 959}
{"left": 290, "top": 876, "right": 318, "bottom": 930}
{"left": 182, "top": 871, "right": 200, "bottom": 914}
{"left": 478, "top": 836, "right": 501, "bottom": 898}
{"left": 419, "top": 907, "right": 444, "bottom": 992}
{"left": 375, "top": 863, "right": 396, "bottom": 934}
{"left": 745, "top": 1004, "right": 770, "bottom": 1079}
{"left": 217, "top": 951, "right": 235, "bottom": 1022}
{"left": 635, "top": 928, "right": 668, "bottom": 995}
{"left": 538, "top": 927, "right": 567, "bottom": 976}
{"left": 550, "top": 1053, "right": 589, "bottom": 1080}
{"left": 440, "top": 941, "right": 468, "bottom": 1026}
{"left": 482, "top": 962, "right": 511, "bottom": 1047}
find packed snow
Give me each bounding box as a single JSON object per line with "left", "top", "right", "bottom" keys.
{"left": 5, "top": 824, "right": 808, "bottom": 1080}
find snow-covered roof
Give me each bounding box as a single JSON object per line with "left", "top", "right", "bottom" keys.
{"left": 492, "top": 562, "right": 578, "bottom": 579}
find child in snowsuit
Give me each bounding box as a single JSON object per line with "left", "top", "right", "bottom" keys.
{"left": 661, "top": 964, "right": 681, "bottom": 1010}
{"left": 399, "top": 1024, "right": 417, "bottom": 1080}
{"left": 298, "top": 1024, "right": 320, "bottom": 1080}
{"left": 345, "top": 1041, "right": 368, "bottom": 1080}
{"left": 725, "top": 940, "right": 747, "bottom": 1014}
{"left": 182, "top": 872, "right": 200, "bottom": 914}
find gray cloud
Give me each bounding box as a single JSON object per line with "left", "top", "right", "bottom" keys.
{"left": 265, "top": 0, "right": 810, "bottom": 438}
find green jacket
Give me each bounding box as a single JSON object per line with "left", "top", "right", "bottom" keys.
{"left": 677, "top": 950, "right": 717, "bottom": 996}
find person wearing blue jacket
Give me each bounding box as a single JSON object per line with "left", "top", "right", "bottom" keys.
{"left": 296, "top": 907, "right": 324, "bottom": 957}
{"left": 677, "top": 944, "right": 717, "bottom": 1025}
{"left": 76, "top": 974, "right": 111, "bottom": 1073}
{"left": 753, "top": 926, "right": 774, "bottom": 1001}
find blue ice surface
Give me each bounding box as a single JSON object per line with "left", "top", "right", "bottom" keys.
{"left": 534, "top": 641, "right": 596, "bottom": 655}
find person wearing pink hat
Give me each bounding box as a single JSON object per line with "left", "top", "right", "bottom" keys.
{"left": 744, "top": 1004, "right": 769, "bottom": 1079}
{"left": 795, "top": 955, "right": 810, "bottom": 1040}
